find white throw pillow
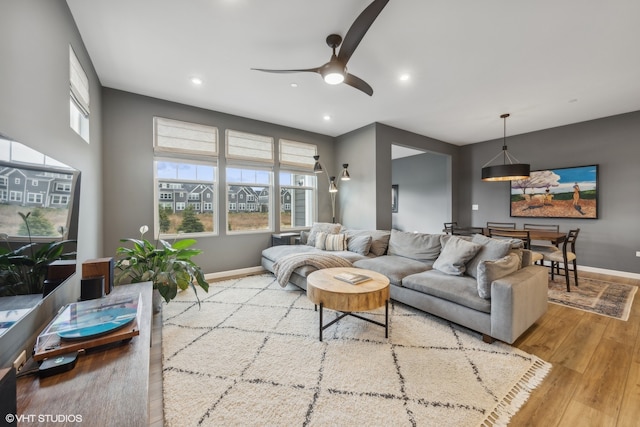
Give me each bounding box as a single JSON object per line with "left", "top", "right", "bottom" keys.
{"left": 324, "top": 233, "right": 347, "bottom": 251}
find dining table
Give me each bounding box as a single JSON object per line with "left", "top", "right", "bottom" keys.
{"left": 444, "top": 226, "right": 567, "bottom": 245}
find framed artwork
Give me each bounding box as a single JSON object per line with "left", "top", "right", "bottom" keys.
{"left": 510, "top": 165, "right": 598, "bottom": 219}
{"left": 391, "top": 185, "right": 398, "bottom": 213}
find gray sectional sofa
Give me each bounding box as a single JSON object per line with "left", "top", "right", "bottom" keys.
{"left": 261, "top": 225, "right": 548, "bottom": 344}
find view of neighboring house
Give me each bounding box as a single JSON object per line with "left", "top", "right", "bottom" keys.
{"left": 0, "top": 165, "right": 73, "bottom": 209}
{"left": 159, "top": 181, "right": 293, "bottom": 214}
{"left": 158, "top": 181, "right": 214, "bottom": 213}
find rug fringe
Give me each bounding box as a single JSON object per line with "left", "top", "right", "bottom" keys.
{"left": 479, "top": 358, "right": 552, "bottom": 427}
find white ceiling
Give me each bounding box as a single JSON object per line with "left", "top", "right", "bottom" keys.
{"left": 66, "top": 0, "right": 640, "bottom": 146}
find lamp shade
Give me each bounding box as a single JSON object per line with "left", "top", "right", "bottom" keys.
{"left": 481, "top": 163, "right": 530, "bottom": 181}
{"left": 481, "top": 113, "right": 530, "bottom": 182}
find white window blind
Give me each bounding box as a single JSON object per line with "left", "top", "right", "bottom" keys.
{"left": 69, "top": 45, "right": 90, "bottom": 116}
{"left": 279, "top": 139, "right": 317, "bottom": 170}
{"left": 154, "top": 117, "right": 218, "bottom": 157}
{"left": 226, "top": 130, "right": 274, "bottom": 164}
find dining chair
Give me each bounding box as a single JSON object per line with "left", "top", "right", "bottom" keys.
{"left": 523, "top": 223, "right": 561, "bottom": 266}
{"left": 488, "top": 228, "right": 544, "bottom": 264}
{"left": 486, "top": 221, "right": 516, "bottom": 230}
{"left": 536, "top": 229, "right": 580, "bottom": 291}
{"left": 443, "top": 222, "right": 457, "bottom": 234}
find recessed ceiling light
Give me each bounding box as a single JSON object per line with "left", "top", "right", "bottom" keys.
{"left": 290, "top": 83, "right": 298, "bottom": 88}
{"left": 190, "top": 77, "right": 203, "bottom": 85}
{"left": 399, "top": 74, "right": 410, "bottom": 82}
{"left": 323, "top": 115, "right": 331, "bottom": 121}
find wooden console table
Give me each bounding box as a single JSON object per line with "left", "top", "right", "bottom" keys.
{"left": 16, "top": 281, "right": 153, "bottom": 426}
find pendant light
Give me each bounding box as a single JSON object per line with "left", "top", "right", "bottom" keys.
{"left": 481, "top": 113, "right": 530, "bottom": 181}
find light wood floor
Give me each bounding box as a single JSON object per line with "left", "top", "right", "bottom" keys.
{"left": 147, "top": 271, "right": 640, "bottom": 426}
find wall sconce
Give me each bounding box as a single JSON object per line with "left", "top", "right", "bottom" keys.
{"left": 313, "top": 155, "right": 350, "bottom": 223}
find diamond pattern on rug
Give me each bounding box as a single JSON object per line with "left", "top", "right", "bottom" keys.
{"left": 162, "top": 274, "right": 551, "bottom": 426}
{"left": 548, "top": 276, "right": 638, "bottom": 321}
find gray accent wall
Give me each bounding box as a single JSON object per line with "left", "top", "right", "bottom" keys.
{"left": 392, "top": 152, "right": 452, "bottom": 234}
{"left": 0, "top": 0, "right": 103, "bottom": 263}
{"left": 459, "top": 111, "right": 640, "bottom": 274}
{"left": 101, "top": 89, "right": 335, "bottom": 273}
{"left": 0, "top": 0, "right": 102, "bottom": 368}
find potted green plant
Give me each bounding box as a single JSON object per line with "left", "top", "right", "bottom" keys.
{"left": 114, "top": 225, "right": 209, "bottom": 309}
{"left": 0, "top": 211, "right": 76, "bottom": 296}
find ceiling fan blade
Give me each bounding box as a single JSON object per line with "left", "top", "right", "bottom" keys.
{"left": 251, "top": 67, "right": 320, "bottom": 74}
{"left": 337, "top": 0, "right": 389, "bottom": 65}
{"left": 344, "top": 73, "right": 374, "bottom": 96}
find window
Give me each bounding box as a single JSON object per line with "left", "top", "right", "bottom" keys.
{"left": 279, "top": 172, "right": 316, "bottom": 229}
{"left": 27, "top": 193, "right": 43, "bottom": 204}
{"left": 10, "top": 191, "right": 22, "bottom": 202}
{"left": 0, "top": 190, "right": 7, "bottom": 201}
{"left": 30, "top": 180, "right": 39, "bottom": 186}
{"left": 153, "top": 117, "right": 218, "bottom": 237}
{"left": 69, "top": 45, "right": 90, "bottom": 143}
{"left": 51, "top": 195, "right": 70, "bottom": 205}
{"left": 14, "top": 178, "right": 20, "bottom": 185}
{"left": 278, "top": 139, "right": 317, "bottom": 230}
{"left": 226, "top": 167, "right": 272, "bottom": 233}
{"left": 56, "top": 182, "right": 71, "bottom": 192}
{"left": 225, "top": 130, "right": 274, "bottom": 234}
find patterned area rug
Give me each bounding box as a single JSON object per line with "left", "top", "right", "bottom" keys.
{"left": 548, "top": 276, "right": 638, "bottom": 321}
{"left": 162, "top": 274, "right": 551, "bottom": 426}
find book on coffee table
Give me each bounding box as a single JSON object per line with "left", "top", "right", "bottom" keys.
{"left": 334, "top": 272, "right": 371, "bottom": 285}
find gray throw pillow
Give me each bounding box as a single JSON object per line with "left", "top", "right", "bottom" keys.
{"left": 387, "top": 230, "right": 441, "bottom": 261}
{"left": 433, "top": 236, "right": 482, "bottom": 276}
{"left": 307, "top": 222, "right": 341, "bottom": 247}
{"left": 477, "top": 253, "right": 521, "bottom": 299}
{"left": 466, "top": 234, "right": 513, "bottom": 279}
{"left": 347, "top": 235, "right": 372, "bottom": 255}
{"left": 344, "top": 229, "right": 391, "bottom": 256}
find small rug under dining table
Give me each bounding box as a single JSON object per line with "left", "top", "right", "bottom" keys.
{"left": 162, "top": 274, "right": 551, "bottom": 426}
{"left": 548, "top": 276, "right": 637, "bottom": 321}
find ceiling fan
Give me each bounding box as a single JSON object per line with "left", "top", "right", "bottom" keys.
{"left": 251, "top": 0, "right": 389, "bottom": 96}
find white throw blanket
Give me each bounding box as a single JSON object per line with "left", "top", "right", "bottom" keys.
{"left": 272, "top": 252, "right": 352, "bottom": 288}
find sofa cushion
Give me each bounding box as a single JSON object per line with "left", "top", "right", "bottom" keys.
{"left": 465, "top": 234, "right": 513, "bottom": 279}
{"left": 353, "top": 255, "right": 432, "bottom": 286}
{"left": 387, "top": 230, "right": 441, "bottom": 261}
{"left": 476, "top": 253, "right": 521, "bottom": 299}
{"left": 307, "top": 222, "right": 342, "bottom": 247}
{"left": 402, "top": 270, "right": 491, "bottom": 314}
{"left": 347, "top": 234, "right": 372, "bottom": 256}
{"left": 432, "top": 236, "right": 482, "bottom": 276}
{"left": 344, "top": 229, "right": 391, "bottom": 256}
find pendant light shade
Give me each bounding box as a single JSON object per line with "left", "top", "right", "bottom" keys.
{"left": 481, "top": 113, "right": 530, "bottom": 182}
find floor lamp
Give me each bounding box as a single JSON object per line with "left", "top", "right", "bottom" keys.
{"left": 313, "top": 155, "right": 350, "bottom": 223}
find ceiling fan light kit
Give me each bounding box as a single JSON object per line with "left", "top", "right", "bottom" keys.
{"left": 252, "top": 0, "right": 389, "bottom": 96}
{"left": 481, "top": 113, "right": 531, "bottom": 182}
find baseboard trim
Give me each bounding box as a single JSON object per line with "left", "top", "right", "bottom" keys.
{"left": 204, "top": 266, "right": 266, "bottom": 282}
{"left": 578, "top": 265, "right": 640, "bottom": 280}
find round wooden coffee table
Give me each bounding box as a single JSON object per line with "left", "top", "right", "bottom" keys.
{"left": 306, "top": 267, "right": 390, "bottom": 341}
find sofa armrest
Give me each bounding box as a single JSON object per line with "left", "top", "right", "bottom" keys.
{"left": 489, "top": 265, "right": 548, "bottom": 344}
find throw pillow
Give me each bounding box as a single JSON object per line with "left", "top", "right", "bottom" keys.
{"left": 433, "top": 236, "right": 482, "bottom": 276}
{"left": 387, "top": 230, "right": 441, "bottom": 261}
{"left": 307, "top": 222, "right": 341, "bottom": 247}
{"left": 324, "top": 233, "right": 347, "bottom": 251}
{"left": 343, "top": 229, "right": 390, "bottom": 256}
{"left": 476, "top": 253, "right": 521, "bottom": 299}
{"left": 347, "top": 235, "right": 372, "bottom": 255}
{"left": 466, "top": 234, "right": 513, "bottom": 279}
{"left": 314, "top": 232, "right": 327, "bottom": 250}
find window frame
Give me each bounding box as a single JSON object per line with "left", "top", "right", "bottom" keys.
{"left": 152, "top": 117, "right": 219, "bottom": 238}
